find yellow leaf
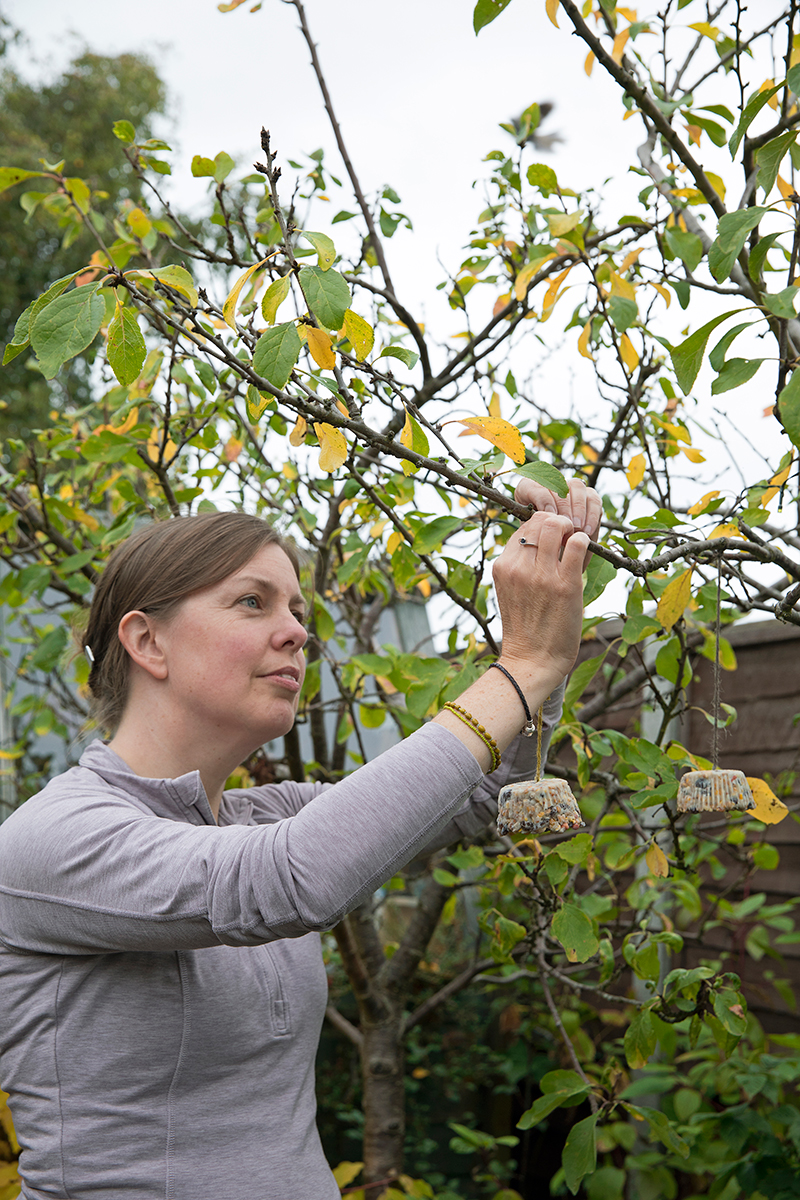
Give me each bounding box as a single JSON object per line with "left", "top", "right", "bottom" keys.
{"left": 126, "top": 207, "right": 152, "bottom": 239}
{"left": 626, "top": 453, "right": 646, "bottom": 489}
{"left": 281, "top": 462, "right": 297, "bottom": 480}
{"left": 387, "top": 530, "right": 404, "bottom": 555}
{"left": 332, "top": 1161, "right": 364, "bottom": 1189}
{"left": 777, "top": 174, "right": 796, "bottom": 210}
{"left": 547, "top": 212, "right": 582, "bottom": 238}
{"left": 650, "top": 281, "right": 672, "bottom": 307}
{"left": 369, "top": 519, "right": 388, "bottom": 539}
{"left": 709, "top": 522, "right": 744, "bottom": 539}
{"left": 620, "top": 247, "right": 643, "bottom": 272}
{"left": 609, "top": 269, "right": 636, "bottom": 301}
{"left": 224, "top": 436, "right": 243, "bottom": 462}
{"left": 681, "top": 446, "right": 705, "bottom": 463}
{"left": 746, "top": 777, "right": 790, "bottom": 824}
{"left": 222, "top": 257, "right": 269, "bottom": 329}
{"left": 688, "top": 489, "right": 720, "bottom": 516}
{"left": 759, "top": 78, "right": 779, "bottom": 109}
{"left": 578, "top": 320, "right": 594, "bottom": 360}
{"left": 646, "top": 841, "right": 669, "bottom": 878}
{"left": 612, "top": 27, "right": 630, "bottom": 64}
{"left": 656, "top": 568, "right": 693, "bottom": 631}
{"left": 289, "top": 415, "right": 307, "bottom": 446}
{"left": 456, "top": 416, "right": 526, "bottom": 464}
{"left": 314, "top": 422, "right": 348, "bottom": 472}
{"left": 335, "top": 398, "right": 349, "bottom": 417}
{"left": 708, "top": 173, "right": 727, "bottom": 202}
{"left": 488, "top": 391, "right": 502, "bottom": 417}
{"left": 689, "top": 21, "right": 720, "bottom": 39}
{"left": 341, "top": 308, "right": 374, "bottom": 360}
{"left": 619, "top": 333, "right": 639, "bottom": 372}
{"left": 584, "top": 50, "right": 595, "bottom": 76}
{"left": 580, "top": 442, "right": 598, "bottom": 462}
{"left": 546, "top": 0, "right": 560, "bottom": 26}
{"left": 514, "top": 252, "right": 557, "bottom": 300}
{"left": 541, "top": 265, "right": 573, "bottom": 320}
{"left": 417, "top": 577, "right": 432, "bottom": 598}
{"left": 616, "top": 6, "right": 637, "bottom": 19}
{"left": 761, "top": 457, "right": 793, "bottom": 505}
{"left": 306, "top": 326, "right": 336, "bottom": 369}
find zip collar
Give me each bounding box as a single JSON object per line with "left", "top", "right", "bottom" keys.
{"left": 77, "top": 740, "right": 254, "bottom": 827}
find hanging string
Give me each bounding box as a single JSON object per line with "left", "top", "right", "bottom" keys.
{"left": 712, "top": 553, "right": 722, "bottom": 771}
{"left": 535, "top": 703, "right": 544, "bottom": 780}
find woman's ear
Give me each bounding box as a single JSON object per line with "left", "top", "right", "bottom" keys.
{"left": 117, "top": 611, "right": 168, "bottom": 681}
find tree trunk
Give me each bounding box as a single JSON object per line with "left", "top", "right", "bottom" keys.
{"left": 360, "top": 1010, "right": 405, "bottom": 1195}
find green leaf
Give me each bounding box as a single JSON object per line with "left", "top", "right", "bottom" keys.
{"left": 708, "top": 320, "right": 753, "bottom": 371}
{"left": 555, "top": 833, "right": 593, "bottom": 865}
{"left": 623, "top": 1008, "right": 657, "bottom": 1069}
{"left": 756, "top": 131, "right": 797, "bottom": 196}
{"left": 749, "top": 230, "right": 782, "bottom": 281}
{"left": 413, "top": 516, "right": 464, "bottom": 555}
{"left": 252, "top": 322, "right": 302, "bottom": 390}
{"left": 670, "top": 309, "right": 745, "bottom": 394}
{"left": 563, "top": 654, "right": 604, "bottom": 711}
{"left": 378, "top": 344, "right": 420, "bottom": 370}
{"left": 29, "top": 284, "right": 105, "bottom": 379}
{"left": 301, "top": 230, "right": 336, "bottom": 270}
{"left": 551, "top": 904, "right": 599, "bottom": 963}
{"left": 608, "top": 295, "right": 638, "bottom": 333}
{"left": 112, "top": 120, "right": 136, "bottom": 144}
{"left": 779, "top": 369, "right": 800, "bottom": 448}
{"left": 527, "top": 163, "right": 559, "bottom": 194}
{"left": 711, "top": 357, "right": 763, "bottom": 395}
{"left": 0, "top": 167, "right": 45, "bottom": 195}
{"left": 214, "top": 151, "right": 235, "bottom": 183}
{"left": 107, "top": 303, "right": 146, "bottom": 386}
{"left": 30, "top": 626, "right": 68, "bottom": 672}
{"left": 621, "top": 614, "right": 661, "bottom": 644}
{"left": 708, "top": 206, "right": 767, "bottom": 282}
{"left": 2, "top": 340, "right": 27, "bottom": 366}
{"left": 191, "top": 155, "right": 216, "bottom": 177}
{"left": 583, "top": 554, "right": 616, "bottom": 606}
{"left": 473, "top": 0, "right": 512, "bottom": 33}
{"left": 664, "top": 228, "right": 704, "bottom": 272}
{"left": 686, "top": 112, "right": 727, "bottom": 147}
{"left": 562, "top": 1113, "right": 598, "bottom": 1195}
{"left": 261, "top": 275, "right": 291, "bottom": 325}
{"left": 517, "top": 1084, "right": 589, "bottom": 1130}
{"left": 298, "top": 266, "right": 351, "bottom": 330}
{"left": 730, "top": 85, "right": 782, "bottom": 158}
{"left": 10, "top": 269, "right": 88, "bottom": 354}
{"left": 626, "top": 1104, "right": 690, "bottom": 1158}
{"left": 764, "top": 286, "right": 799, "bottom": 319}
{"left": 513, "top": 460, "right": 569, "bottom": 497}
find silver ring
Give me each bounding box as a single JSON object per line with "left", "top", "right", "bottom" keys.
{"left": 519, "top": 537, "right": 537, "bottom": 547}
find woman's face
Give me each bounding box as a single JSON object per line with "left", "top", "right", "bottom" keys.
{"left": 154, "top": 543, "right": 308, "bottom": 752}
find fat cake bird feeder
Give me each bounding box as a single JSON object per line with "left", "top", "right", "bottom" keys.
{"left": 677, "top": 555, "right": 753, "bottom": 815}
{"left": 497, "top": 702, "right": 585, "bottom": 835}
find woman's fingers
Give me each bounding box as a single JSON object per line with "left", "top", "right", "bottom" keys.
{"left": 515, "top": 477, "right": 601, "bottom": 538}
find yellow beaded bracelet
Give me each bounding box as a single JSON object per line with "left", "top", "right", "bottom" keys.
{"left": 442, "top": 702, "right": 502, "bottom": 772}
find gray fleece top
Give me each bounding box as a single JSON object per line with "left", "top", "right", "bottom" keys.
{"left": 0, "top": 692, "right": 562, "bottom": 1200}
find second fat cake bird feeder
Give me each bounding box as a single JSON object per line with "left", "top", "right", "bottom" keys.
{"left": 677, "top": 554, "right": 753, "bottom": 815}
{"left": 496, "top": 701, "right": 585, "bottom": 836}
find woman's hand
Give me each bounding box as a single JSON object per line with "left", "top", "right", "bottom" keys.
{"left": 515, "top": 477, "right": 602, "bottom": 546}
{"left": 492, "top": 510, "right": 589, "bottom": 693}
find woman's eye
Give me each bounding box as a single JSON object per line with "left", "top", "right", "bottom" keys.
{"left": 240, "top": 595, "right": 260, "bottom": 609}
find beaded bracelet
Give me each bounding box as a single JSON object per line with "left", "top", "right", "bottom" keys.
{"left": 442, "top": 702, "right": 502, "bottom": 773}
{"left": 487, "top": 662, "right": 535, "bottom": 737}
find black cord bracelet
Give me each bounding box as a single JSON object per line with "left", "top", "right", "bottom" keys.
{"left": 488, "top": 662, "right": 536, "bottom": 736}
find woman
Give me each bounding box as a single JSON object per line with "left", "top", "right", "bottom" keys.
{"left": 0, "top": 479, "right": 600, "bottom": 1200}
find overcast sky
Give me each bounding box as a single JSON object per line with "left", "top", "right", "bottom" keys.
{"left": 2, "top": 0, "right": 791, "bottom": 556}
